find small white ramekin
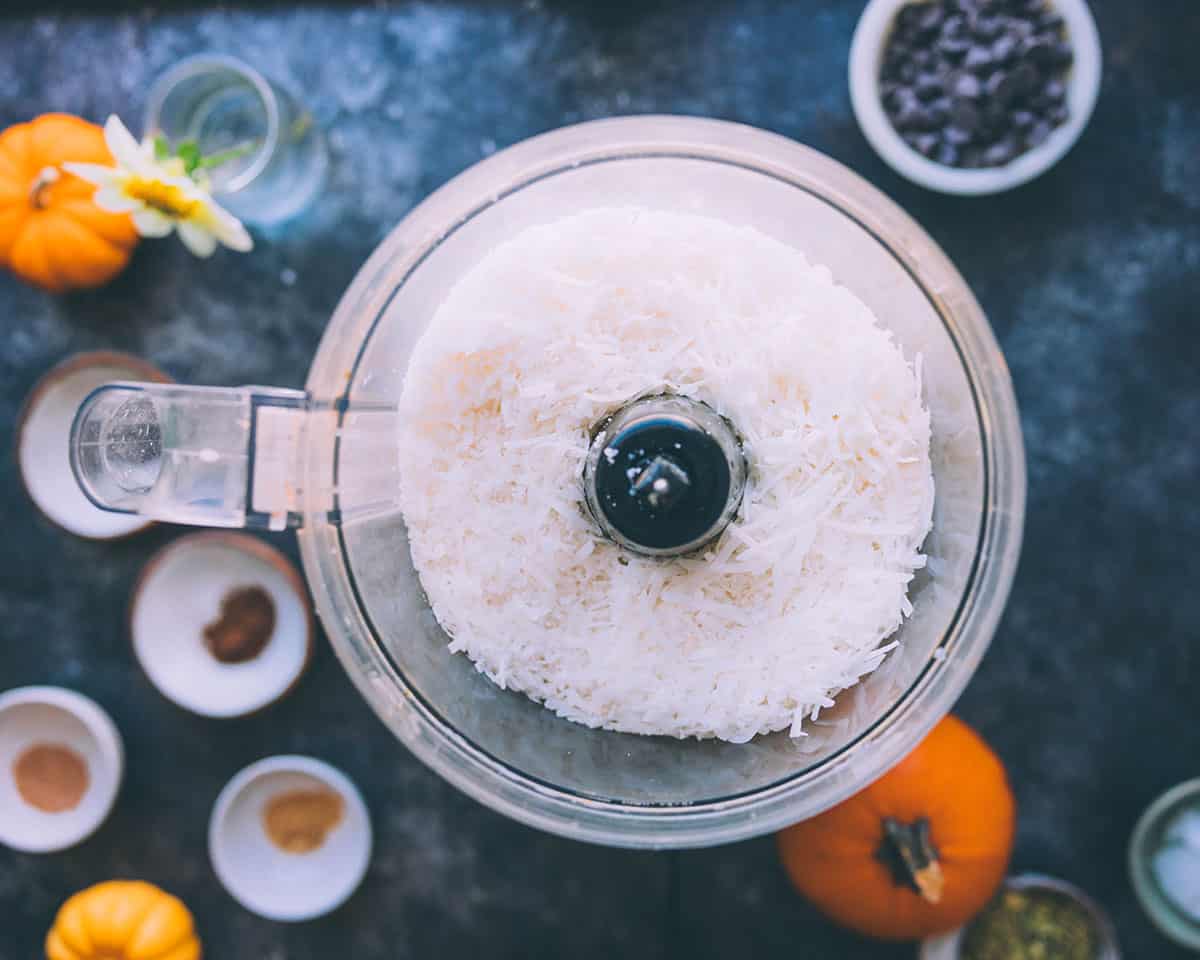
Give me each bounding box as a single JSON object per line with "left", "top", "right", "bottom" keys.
{"left": 0, "top": 686, "right": 124, "bottom": 853}
{"left": 129, "top": 532, "right": 314, "bottom": 719}
{"left": 850, "top": 0, "right": 1102, "bottom": 195}
{"left": 209, "top": 755, "right": 372, "bottom": 922}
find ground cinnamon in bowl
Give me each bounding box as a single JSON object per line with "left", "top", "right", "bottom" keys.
{"left": 262, "top": 787, "right": 345, "bottom": 854}
{"left": 203, "top": 585, "right": 276, "bottom": 664}
{"left": 12, "top": 742, "right": 89, "bottom": 813}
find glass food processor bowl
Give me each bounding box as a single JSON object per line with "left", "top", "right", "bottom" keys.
{"left": 71, "top": 117, "right": 1025, "bottom": 848}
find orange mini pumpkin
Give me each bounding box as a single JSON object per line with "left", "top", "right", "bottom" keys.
{"left": 777, "top": 714, "right": 1015, "bottom": 941}
{"left": 45, "top": 880, "right": 201, "bottom": 960}
{"left": 0, "top": 113, "right": 138, "bottom": 293}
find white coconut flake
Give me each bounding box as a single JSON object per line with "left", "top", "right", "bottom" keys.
{"left": 397, "top": 208, "right": 934, "bottom": 742}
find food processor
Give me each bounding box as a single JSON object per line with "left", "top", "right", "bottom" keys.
{"left": 69, "top": 116, "right": 1025, "bottom": 848}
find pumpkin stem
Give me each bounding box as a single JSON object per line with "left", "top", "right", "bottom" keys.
{"left": 876, "top": 816, "right": 945, "bottom": 904}
{"left": 29, "top": 166, "right": 61, "bottom": 208}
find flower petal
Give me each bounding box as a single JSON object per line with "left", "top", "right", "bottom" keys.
{"left": 61, "top": 162, "right": 120, "bottom": 186}
{"left": 178, "top": 220, "right": 218, "bottom": 258}
{"left": 103, "top": 115, "right": 148, "bottom": 171}
{"left": 131, "top": 208, "right": 175, "bottom": 238}
{"left": 208, "top": 205, "right": 253, "bottom": 252}
{"left": 93, "top": 185, "right": 140, "bottom": 214}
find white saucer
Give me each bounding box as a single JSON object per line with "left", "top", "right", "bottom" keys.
{"left": 209, "top": 755, "right": 372, "bottom": 921}
{"left": 130, "top": 532, "right": 314, "bottom": 718}
{"left": 0, "top": 686, "right": 124, "bottom": 853}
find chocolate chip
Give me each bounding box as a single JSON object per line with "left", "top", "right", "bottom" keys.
{"left": 1042, "top": 78, "right": 1066, "bottom": 103}
{"left": 960, "top": 146, "right": 985, "bottom": 167}
{"left": 1027, "top": 120, "right": 1053, "bottom": 147}
{"left": 939, "top": 35, "right": 973, "bottom": 58}
{"left": 964, "top": 45, "right": 994, "bottom": 72}
{"left": 917, "top": 4, "right": 946, "bottom": 34}
{"left": 943, "top": 124, "right": 972, "bottom": 145}
{"left": 899, "top": 61, "right": 919, "bottom": 82}
{"left": 979, "top": 102, "right": 1010, "bottom": 137}
{"left": 927, "top": 96, "right": 952, "bottom": 123}
{"left": 892, "top": 100, "right": 927, "bottom": 131}
{"left": 914, "top": 72, "right": 944, "bottom": 100}
{"left": 1021, "top": 35, "right": 1057, "bottom": 64}
{"left": 896, "top": 4, "right": 924, "bottom": 30}
{"left": 972, "top": 16, "right": 1003, "bottom": 39}
{"left": 941, "top": 14, "right": 966, "bottom": 37}
{"left": 1038, "top": 11, "right": 1064, "bottom": 33}
{"left": 991, "top": 34, "right": 1016, "bottom": 62}
{"left": 892, "top": 87, "right": 921, "bottom": 112}
{"left": 935, "top": 142, "right": 960, "bottom": 166}
{"left": 952, "top": 72, "right": 983, "bottom": 98}
{"left": 1009, "top": 18, "right": 1035, "bottom": 40}
{"left": 1050, "top": 41, "right": 1074, "bottom": 66}
{"left": 905, "top": 132, "right": 940, "bottom": 156}
{"left": 1009, "top": 60, "right": 1039, "bottom": 95}
{"left": 950, "top": 97, "right": 982, "bottom": 132}
{"left": 897, "top": 4, "right": 921, "bottom": 29}
{"left": 982, "top": 139, "right": 1019, "bottom": 166}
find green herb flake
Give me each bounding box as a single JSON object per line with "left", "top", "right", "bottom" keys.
{"left": 961, "top": 889, "right": 1099, "bottom": 960}
{"left": 176, "top": 140, "right": 202, "bottom": 176}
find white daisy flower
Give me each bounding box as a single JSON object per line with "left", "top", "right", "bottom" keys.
{"left": 64, "top": 115, "right": 253, "bottom": 258}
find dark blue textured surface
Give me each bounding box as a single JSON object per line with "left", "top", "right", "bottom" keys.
{"left": 1, "top": 2, "right": 1198, "bottom": 957}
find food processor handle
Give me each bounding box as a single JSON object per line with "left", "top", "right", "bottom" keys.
{"left": 70, "top": 381, "right": 312, "bottom": 531}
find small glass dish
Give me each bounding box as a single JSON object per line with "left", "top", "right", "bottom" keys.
{"left": 1129, "top": 778, "right": 1200, "bottom": 950}
{"left": 143, "top": 53, "right": 327, "bottom": 225}
{"left": 920, "top": 873, "right": 1121, "bottom": 960}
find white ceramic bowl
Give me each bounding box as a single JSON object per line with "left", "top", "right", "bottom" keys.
{"left": 18, "top": 351, "right": 169, "bottom": 540}
{"left": 130, "top": 532, "right": 314, "bottom": 718}
{"left": 0, "top": 686, "right": 124, "bottom": 853}
{"left": 850, "top": 0, "right": 1102, "bottom": 195}
{"left": 921, "top": 873, "right": 1121, "bottom": 959}
{"left": 1129, "top": 778, "right": 1200, "bottom": 950}
{"left": 209, "top": 755, "right": 372, "bottom": 922}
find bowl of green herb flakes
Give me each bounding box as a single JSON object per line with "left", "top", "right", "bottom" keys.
{"left": 920, "top": 874, "right": 1120, "bottom": 960}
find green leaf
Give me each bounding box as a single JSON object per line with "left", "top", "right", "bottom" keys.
{"left": 194, "top": 140, "right": 257, "bottom": 171}
{"left": 177, "top": 140, "right": 202, "bottom": 176}
{"left": 153, "top": 135, "right": 171, "bottom": 162}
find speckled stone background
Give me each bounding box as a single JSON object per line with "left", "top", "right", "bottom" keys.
{"left": 1, "top": 1, "right": 1197, "bottom": 957}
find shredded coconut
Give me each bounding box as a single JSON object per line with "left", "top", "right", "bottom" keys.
{"left": 397, "top": 208, "right": 934, "bottom": 742}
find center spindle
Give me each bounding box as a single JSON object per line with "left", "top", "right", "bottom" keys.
{"left": 584, "top": 395, "right": 747, "bottom": 557}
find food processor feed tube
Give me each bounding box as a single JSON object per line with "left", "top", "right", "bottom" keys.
{"left": 72, "top": 383, "right": 319, "bottom": 530}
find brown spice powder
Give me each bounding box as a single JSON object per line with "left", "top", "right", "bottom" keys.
{"left": 203, "top": 585, "right": 276, "bottom": 664}
{"left": 262, "top": 787, "right": 345, "bottom": 854}
{"left": 12, "top": 742, "right": 89, "bottom": 813}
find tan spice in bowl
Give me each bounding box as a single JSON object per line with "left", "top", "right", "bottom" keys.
{"left": 13, "top": 743, "right": 90, "bottom": 813}
{"left": 263, "top": 787, "right": 346, "bottom": 854}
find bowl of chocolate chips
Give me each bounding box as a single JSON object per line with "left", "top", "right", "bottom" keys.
{"left": 850, "top": 0, "right": 1101, "bottom": 195}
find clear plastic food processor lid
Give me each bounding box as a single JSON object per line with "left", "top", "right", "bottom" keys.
{"left": 72, "top": 117, "right": 1024, "bottom": 848}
